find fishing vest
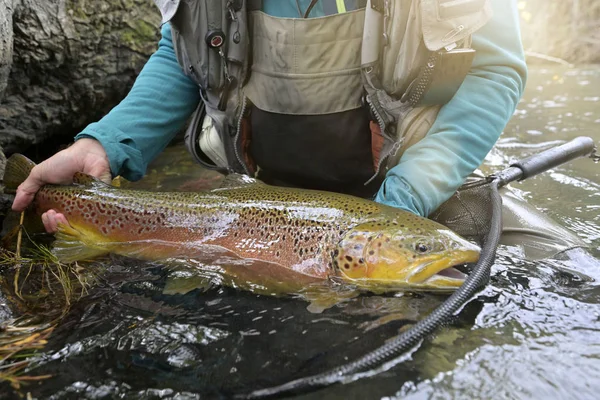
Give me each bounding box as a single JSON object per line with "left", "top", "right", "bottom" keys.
{"left": 153, "top": 0, "right": 492, "bottom": 196}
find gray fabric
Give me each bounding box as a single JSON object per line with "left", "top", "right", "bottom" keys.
{"left": 244, "top": 10, "right": 365, "bottom": 115}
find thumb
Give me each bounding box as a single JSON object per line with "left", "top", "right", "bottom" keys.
{"left": 87, "top": 165, "right": 112, "bottom": 184}
{"left": 12, "top": 167, "right": 46, "bottom": 212}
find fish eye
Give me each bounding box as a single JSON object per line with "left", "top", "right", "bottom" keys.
{"left": 415, "top": 243, "right": 429, "bottom": 253}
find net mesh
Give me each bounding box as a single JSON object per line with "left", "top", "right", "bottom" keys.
{"left": 430, "top": 177, "right": 496, "bottom": 245}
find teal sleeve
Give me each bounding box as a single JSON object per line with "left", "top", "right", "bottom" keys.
{"left": 75, "top": 24, "right": 200, "bottom": 181}
{"left": 375, "top": 0, "right": 527, "bottom": 216}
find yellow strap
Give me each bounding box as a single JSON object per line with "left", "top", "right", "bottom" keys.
{"left": 336, "top": 0, "right": 347, "bottom": 13}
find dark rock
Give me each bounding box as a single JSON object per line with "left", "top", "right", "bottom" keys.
{"left": 0, "top": 0, "right": 161, "bottom": 155}
{"left": 0, "top": 144, "right": 5, "bottom": 186}
{"left": 0, "top": 0, "right": 14, "bottom": 102}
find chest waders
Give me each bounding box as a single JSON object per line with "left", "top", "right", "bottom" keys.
{"left": 153, "top": 0, "right": 492, "bottom": 195}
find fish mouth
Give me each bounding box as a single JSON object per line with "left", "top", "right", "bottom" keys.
{"left": 407, "top": 250, "right": 480, "bottom": 288}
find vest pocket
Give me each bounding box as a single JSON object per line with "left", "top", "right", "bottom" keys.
{"left": 153, "top": 0, "right": 224, "bottom": 90}
{"left": 386, "top": 105, "right": 441, "bottom": 169}
{"left": 420, "top": 0, "right": 492, "bottom": 51}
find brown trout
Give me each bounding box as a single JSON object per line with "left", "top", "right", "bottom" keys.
{"left": 4, "top": 154, "right": 479, "bottom": 294}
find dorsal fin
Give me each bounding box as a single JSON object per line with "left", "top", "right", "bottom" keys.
{"left": 72, "top": 172, "right": 111, "bottom": 187}
{"left": 4, "top": 154, "right": 36, "bottom": 193}
{"left": 218, "top": 173, "right": 263, "bottom": 189}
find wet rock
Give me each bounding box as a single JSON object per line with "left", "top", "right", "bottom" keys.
{"left": 0, "top": 0, "right": 161, "bottom": 154}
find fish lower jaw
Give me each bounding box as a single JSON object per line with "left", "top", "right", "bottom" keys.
{"left": 407, "top": 259, "right": 472, "bottom": 289}
{"left": 418, "top": 266, "right": 466, "bottom": 288}
{"left": 336, "top": 269, "right": 466, "bottom": 292}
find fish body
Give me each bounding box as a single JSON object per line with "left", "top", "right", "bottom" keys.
{"left": 4, "top": 154, "right": 480, "bottom": 293}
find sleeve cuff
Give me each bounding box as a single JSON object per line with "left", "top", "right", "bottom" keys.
{"left": 375, "top": 175, "right": 424, "bottom": 216}
{"left": 75, "top": 125, "right": 145, "bottom": 181}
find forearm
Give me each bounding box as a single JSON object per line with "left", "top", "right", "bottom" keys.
{"left": 376, "top": 0, "right": 527, "bottom": 216}
{"left": 76, "top": 24, "right": 200, "bottom": 181}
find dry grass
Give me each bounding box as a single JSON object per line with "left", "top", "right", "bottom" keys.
{"left": 0, "top": 223, "right": 96, "bottom": 394}
{"left": 0, "top": 318, "right": 54, "bottom": 392}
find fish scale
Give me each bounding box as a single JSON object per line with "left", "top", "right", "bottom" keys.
{"left": 36, "top": 183, "right": 381, "bottom": 278}
{"left": 5, "top": 154, "right": 481, "bottom": 293}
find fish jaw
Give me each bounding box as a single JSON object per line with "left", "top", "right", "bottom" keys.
{"left": 405, "top": 249, "right": 480, "bottom": 288}
{"left": 339, "top": 250, "right": 479, "bottom": 291}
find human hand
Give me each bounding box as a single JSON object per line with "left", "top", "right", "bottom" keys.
{"left": 12, "top": 138, "right": 111, "bottom": 232}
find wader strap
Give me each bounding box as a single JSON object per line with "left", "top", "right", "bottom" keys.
{"left": 303, "top": 0, "right": 320, "bottom": 18}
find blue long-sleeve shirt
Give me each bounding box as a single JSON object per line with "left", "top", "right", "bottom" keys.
{"left": 76, "top": 0, "right": 527, "bottom": 216}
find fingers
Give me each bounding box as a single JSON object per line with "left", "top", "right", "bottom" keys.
{"left": 12, "top": 166, "right": 46, "bottom": 212}
{"left": 41, "top": 210, "right": 70, "bottom": 233}
{"left": 11, "top": 138, "right": 111, "bottom": 214}
{"left": 87, "top": 162, "right": 112, "bottom": 184}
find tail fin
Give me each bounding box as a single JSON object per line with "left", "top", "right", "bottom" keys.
{"left": 4, "top": 154, "right": 36, "bottom": 193}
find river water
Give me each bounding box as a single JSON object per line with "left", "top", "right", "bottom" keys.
{"left": 3, "top": 66, "right": 600, "bottom": 399}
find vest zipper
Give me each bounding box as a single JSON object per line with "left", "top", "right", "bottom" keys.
{"left": 234, "top": 97, "right": 250, "bottom": 175}
{"left": 366, "top": 95, "right": 389, "bottom": 184}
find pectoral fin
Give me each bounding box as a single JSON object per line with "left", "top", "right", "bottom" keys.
{"left": 163, "top": 274, "right": 215, "bottom": 295}
{"left": 300, "top": 284, "right": 360, "bottom": 313}
{"left": 53, "top": 223, "right": 109, "bottom": 263}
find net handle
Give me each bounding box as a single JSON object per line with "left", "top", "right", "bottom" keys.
{"left": 495, "top": 136, "right": 596, "bottom": 186}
